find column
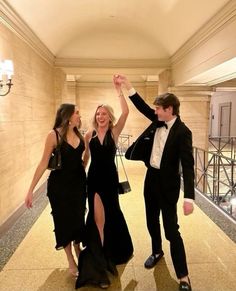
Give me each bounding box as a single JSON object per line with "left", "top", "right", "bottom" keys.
{"left": 169, "top": 86, "right": 212, "bottom": 151}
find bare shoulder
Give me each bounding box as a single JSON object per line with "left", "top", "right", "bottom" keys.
{"left": 48, "top": 129, "right": 56, "bottom": 134}
{"left": 46, "top": 129, "right": 57, "bottom": 146}
{"left": 48, "top": 129, "right": 57, "bottom": 138}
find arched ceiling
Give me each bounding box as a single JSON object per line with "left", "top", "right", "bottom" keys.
{"left": 3, "top": 0, "right": 231, "bottom": 83}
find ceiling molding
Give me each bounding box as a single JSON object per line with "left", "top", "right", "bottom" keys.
{"left": 178, "top": 96, "right": 211, "bottom": 102}
{"left": 206, "top": 71, "right": 236, "bottom": 86}
{"left": 214, "top": 86, "right": 236, "bottom": 91}
{"left": 56, "top": 58, "right": 170, "bottom": 82}
{"left": 171, "top": 0, "right": 236, "bottom": 66}
{"left": 0, "top": 0, "right": 55, "bottom": 65}
{"left": 169, "top": 86, "right": 213, "bottom": 97}
{"left": 54, "top": 58, "right": 170, "bottom": 69}
{"left": 75, "top": 80, "right": 150, "bottom": 87}
{"left": 184, "top": 71, "right": 236, "bottom": 87}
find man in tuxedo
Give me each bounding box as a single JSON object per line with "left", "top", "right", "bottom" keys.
{"left": 117, "top": 75, "right": 194, "bottom": 291}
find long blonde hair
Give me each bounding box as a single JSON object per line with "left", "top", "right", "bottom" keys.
{"left": 92, "top": 104, "right": 116, "bottom": 131}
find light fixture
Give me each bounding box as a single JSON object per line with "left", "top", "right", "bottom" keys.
{"left": 0, "top": 59, "right": 14, "bottom": 96}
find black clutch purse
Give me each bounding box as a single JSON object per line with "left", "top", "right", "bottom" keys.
{"left": 47, "top": 129, "right": 62, "bottom": 170}
{"left": 116, "top": 148, "right": 131, "bottom": 195}
{"left": 118, "top": 181, "right": 131, "bottom": 194}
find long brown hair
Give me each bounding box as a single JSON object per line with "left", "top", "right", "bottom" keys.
{"left": 53, "top": 103, "right": 84, "bottom": 142}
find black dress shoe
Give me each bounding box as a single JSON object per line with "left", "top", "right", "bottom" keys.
{"left": 99, "top": 282, "right": 110, "bottom": 289}
{"left": 179, "top": 277, "right": 192, "bottom": 291}
{"left": 144, "top": 251, "right": 164, "bottom": 269}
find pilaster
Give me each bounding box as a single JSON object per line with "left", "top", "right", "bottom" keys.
{"left": 169, "top": 86, "right": 213, "bottom": 150}
{"left": 158, "top": 69, "right": 172, "bottom": 94}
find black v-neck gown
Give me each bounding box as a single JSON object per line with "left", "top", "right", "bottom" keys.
{"left": 76, "top": 130, "right": 133, "bottom": 288}
{"left": 47, "top": 140, "right": 87, "bottom": 250}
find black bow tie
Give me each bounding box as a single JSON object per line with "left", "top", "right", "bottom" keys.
{"left": 163, "top": 123, "right": 168, "bottom": 129}
{"left": 153, "top": 121, "right": 168, "bottom": 129}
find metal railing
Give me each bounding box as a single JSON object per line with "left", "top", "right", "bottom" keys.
{"left": 117, "top": 133, "right": 132, "bottom": 154}
{"left": 194, "top": 147, "right": 236, "bottom": 220}
{"left": 209, "top": 136, "right": 236, "bottom": 160}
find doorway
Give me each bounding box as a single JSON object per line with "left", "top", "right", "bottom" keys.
{"left": 218, "top": 102, "right": 231, "bottom": 137}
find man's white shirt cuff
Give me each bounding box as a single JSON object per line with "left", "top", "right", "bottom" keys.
{"left": 128, "top": 88, "right": 136, "bottom": 96}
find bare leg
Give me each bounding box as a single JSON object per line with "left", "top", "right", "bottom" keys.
{"left": 94, "top": 194, "right": 110, "bottom": 289}
{"left": 73, "top": 242, "right": 81, "bottom": 258}
{"left": 64, "top": 242, "right": 78, "bottom": 277}
{"left": 94, "top": 193, "right": 105, "bottom": 245}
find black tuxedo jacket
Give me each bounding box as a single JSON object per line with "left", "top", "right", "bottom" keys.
{"left": 125, "top": 92, "right": 195, "bottom": 201}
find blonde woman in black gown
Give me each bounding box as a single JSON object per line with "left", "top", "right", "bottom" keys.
{"left": 25, "top": 104, "right": 86, "bottom": 278}
{"left": 76, "top": 76, "right": 133, "bottom": 289}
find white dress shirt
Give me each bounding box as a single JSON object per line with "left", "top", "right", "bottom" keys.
{"left": 150, "top": 118, "right": 176, "bottom": 169}
{"left": 150, "top": 118, "right": 193, "bottom": 204}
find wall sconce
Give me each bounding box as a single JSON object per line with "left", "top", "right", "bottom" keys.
{"left": 0, "top": 59, "right": 14, "bottom": 96}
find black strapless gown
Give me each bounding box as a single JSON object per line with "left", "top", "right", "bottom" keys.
{"left": 47, "top": 140, "right": 86, "bottom": 249}
{"left": 76, "top": 130, "right": 133, "bottom": 288}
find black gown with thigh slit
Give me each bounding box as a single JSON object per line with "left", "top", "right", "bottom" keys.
{"left": 76, "top": 130, "right": 133, "bottom": 288}
{"left": 47, "top": 139, "right": 87, "bottom": 250}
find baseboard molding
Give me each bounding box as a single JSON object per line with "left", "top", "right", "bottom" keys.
{"left": 0, "top": 182, "right": 47, "bottom": 238}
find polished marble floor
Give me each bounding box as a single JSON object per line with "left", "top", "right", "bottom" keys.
{"left": 0, "top": 160, "right": 236, "bottom": 291}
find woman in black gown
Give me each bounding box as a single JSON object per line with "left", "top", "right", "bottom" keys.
{"left": 25, "top": 104, "right": 86, "bottom": 278}
{"left": 76, "top": 76, "right": 133, "bottom": 289}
